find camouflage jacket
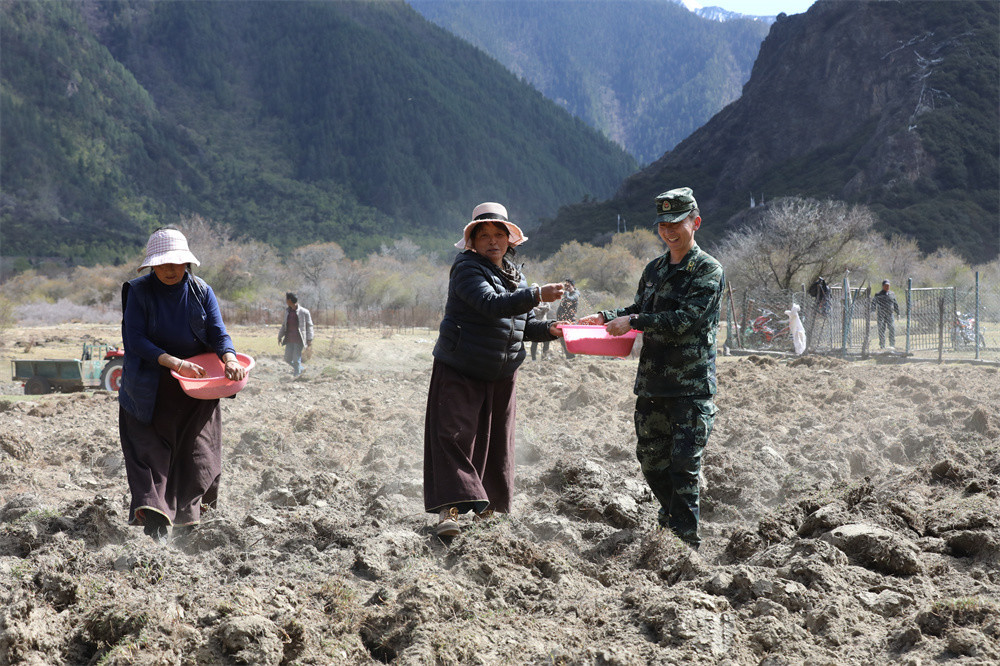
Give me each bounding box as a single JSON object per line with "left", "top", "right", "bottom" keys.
{"left": 600, "top": 244, "right": 724, "bottom": 398}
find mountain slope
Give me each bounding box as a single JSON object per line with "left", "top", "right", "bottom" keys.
{"left": 532, "top": 0, "right": 999, "bottom": 264}
{"left": 408, "top": 0, "right": 770, "bottom": 164}
{"left": 0, "top": 0, "right": 636, "bottom": 264}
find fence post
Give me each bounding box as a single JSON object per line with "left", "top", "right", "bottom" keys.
{"left": 740, "top": 289, "right": 750, "bottom": 348}
{"left": 937, "top": 297, "right": 945, "bottom": 363}
{"left": 975, "top": 271, "right": 981, "bottom": 361}
{"left": 727, "top": 282, "right": 742, "bottom": 349}
{"left": 842, "top": 277, "right": 850, "bottom": 357}
{"left": 905, "top": 278, "right": 912, "bottom": 354}
{"left": 862, "top": 286, "right": 871, "bottom": 358}
{"left": 951, "top": 286, "right": 957, "bottom": 351}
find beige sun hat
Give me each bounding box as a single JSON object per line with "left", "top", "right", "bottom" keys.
{"left": 454, "top": 202, "right": 527, "bottom": 250}
{"left": 137, "top": 228, "right": 201, "bottom": 272}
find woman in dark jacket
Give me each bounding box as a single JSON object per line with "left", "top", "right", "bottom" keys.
{"left": 119, "top": 228, "right": 247, "bottom": 542}
{"left": 424, "top": 202, "right": 566, "bottom": 537}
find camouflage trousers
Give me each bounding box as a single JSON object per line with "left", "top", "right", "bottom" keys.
{"left": 634, "top": 396, "right": 716, "bottom": 547}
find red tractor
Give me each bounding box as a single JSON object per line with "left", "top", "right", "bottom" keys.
{"left": 11, "top": 343, "right": 125, "bottom": 395}
{"left": 99, "top": 346, "right": 125, "bottom": 392}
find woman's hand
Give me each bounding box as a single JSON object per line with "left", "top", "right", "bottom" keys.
{"left": 578, "top": 313, "right": 605, "bottom": 326}
{"left": 549, "top": 321, "right": 571, "bottom": 338}
{"left": 161, "top": 353, "right": 206, "bottom": 378}
{"left": 539, "top": 283, "right": 565, "bottom": 303}
{"left": 223, "top": 355, "right": 247, "bottom": 381}
{"left": 176, "top": 360, "right": 206, "bottom": 378}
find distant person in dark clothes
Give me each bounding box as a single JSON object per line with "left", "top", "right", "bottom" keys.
{"left": 119, "top": 228, "right": 248, "bottom": 543}
{"left": 807, "top": 275, "right": 833, "bottom": 347}
{"left": 424, "top": 202, "right": 566, "bottom": 537}
{"left": 808, "top": 276, "right": 832, "bottom": 315}
{"left": 557, "top": 279, "right": 580, "bottom": 359}
{"left": 278, "top": 292, "right": 314, "bottom": 376}
{"left": 871, "top": 279, "right": 900, "bottom": 348}
{"left": 531, "top": 300, "right": 552, "bottom": 360}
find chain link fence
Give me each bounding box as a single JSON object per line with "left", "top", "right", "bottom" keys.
{"left": 725, "top": 272, "right": 998, "bottom": 362}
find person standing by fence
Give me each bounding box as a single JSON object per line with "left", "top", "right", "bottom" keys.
{"left": 807, "top": 276, "right": 832, "bottom": 347}
{"left": 278, "top": 292, "right": 314, "bottom": 376}
{"left": 871, "top": 280, "right": 900, "bottom": 349}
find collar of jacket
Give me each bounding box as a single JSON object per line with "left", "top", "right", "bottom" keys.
{"left": 657, "top": 243, "right": 702, "bottom": 271}
{"left": 459, "top": 250, "right": 521, "bottom": 288}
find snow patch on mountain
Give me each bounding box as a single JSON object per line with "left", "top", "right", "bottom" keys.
{"left": 670, "top": 0, "right": 776, "bottom": 23}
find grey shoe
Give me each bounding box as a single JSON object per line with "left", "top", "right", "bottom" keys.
{"left": 435, "top": 507, "right": 460, "bottom": 537}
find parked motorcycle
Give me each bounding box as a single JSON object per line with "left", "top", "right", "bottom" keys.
{"left": 744, "top": 306, "right": 791, "bottom": 349}
{"left": 953, "top": 311, "right": 986, "bottom": 349}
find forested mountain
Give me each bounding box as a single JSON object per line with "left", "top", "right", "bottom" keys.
{"left": 0, "top": 0, "right": 636, "bottom": 266}
{"left": 532, "top": 0, "right": 1000, "bottom": 264}
{"left": 409, "top": 0, "right": 771, "bottom": 164}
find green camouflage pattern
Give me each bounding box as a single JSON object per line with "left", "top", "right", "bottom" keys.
{"left": 655, "top": 186, "right": 698, "bottom": 223}
{"left": 600, "top": 243, "right": 725, "bottom": 398}
{"left": 635, "top": 396, "right": 716, "bottom": 546}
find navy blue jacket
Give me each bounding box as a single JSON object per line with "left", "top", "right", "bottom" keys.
{"left": 119, "top": 272, "right": 235, "bottom": 423}
{"left": 433, "top": 251, "right": 555, "bottom": 382}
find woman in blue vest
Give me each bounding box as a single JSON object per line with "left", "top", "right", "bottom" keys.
{"left": 119, "top": 228, "right": 247, "bottom": 542}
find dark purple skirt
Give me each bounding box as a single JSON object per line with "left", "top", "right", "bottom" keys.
{"left": 423, "top": 360, "right": 517, "bottom": 514}
{"left": 119, "top": 368, "right": 222, "bottom": 526}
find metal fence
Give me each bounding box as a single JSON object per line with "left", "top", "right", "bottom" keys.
{"left": 219, "top": 303, "right": 441, "bottom": 331}
{"left": 726, "top": 272, "right": 998, "bottom": 362}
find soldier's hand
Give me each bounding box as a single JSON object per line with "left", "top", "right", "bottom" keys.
{"left": 606, "top": 316, "right": 632, "bottom": 337}
{"left": 578, "top": 313, "right": 604, "bottom": 326}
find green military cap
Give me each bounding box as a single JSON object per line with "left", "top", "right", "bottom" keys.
{"left": 655, "top": 187, "right": 698, "bottom": 223}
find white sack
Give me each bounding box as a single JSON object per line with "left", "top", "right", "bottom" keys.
{"left": 785, "top": 303, "right": 807, "bottom": 355}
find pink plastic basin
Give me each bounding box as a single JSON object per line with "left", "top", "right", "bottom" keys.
{"left": 170, "top": 352, "right": 255, "bottom": 399}
{"left": 559, "top": 325, "right": 639, "bottom": 357}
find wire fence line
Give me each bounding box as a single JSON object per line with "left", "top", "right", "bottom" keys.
{"left": 724, "top": 272, "right": 998, "bottom": 362}
{"left": 218, "top": 303, "right": 442, "bottom": 332}
{"left": 217, "top": 273, "right": 997, "bottom": 363}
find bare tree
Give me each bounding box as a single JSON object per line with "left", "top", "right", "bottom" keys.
{"left": 610, "top": 228, "right": 662, "bottom": 263}
{"left": 338, "top": 258, "right": 374, "bottom": 310}
{"left": 547, "top": 241, "right": 592, "bottom": 285}
{"left": 179, "top": 215, "right": 279, "bottom": 302}
{"left": 380, "top": 238, "right": 422, "bottom": 263}
{"left": 716, "top": 197, "right": 877, "bottom": 291}
{"left": 291, "top": 242, "right": 345, "bottom": 312}
{"left": 579, "top": 244, "right": 642, "bottom": 296}
{"left": 867, "top": 234, "right": 922, "bottom": 285}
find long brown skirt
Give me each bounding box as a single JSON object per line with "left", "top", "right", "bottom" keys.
{"left": 119, "top": 368, "right": 222, "bottom": 526}
{"left": 423, "top": 360, "right": 517, "bottom": 514}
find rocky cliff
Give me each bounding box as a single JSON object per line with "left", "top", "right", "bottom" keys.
{"left": 534, "top": 0, "right": 999, "bottom": 263}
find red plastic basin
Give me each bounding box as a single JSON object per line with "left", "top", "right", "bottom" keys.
{"left": 170, "top": 352, "right": 255, "bottom": 399}
{"left": 559, "top": 325, "right": 639, "bottom": 357}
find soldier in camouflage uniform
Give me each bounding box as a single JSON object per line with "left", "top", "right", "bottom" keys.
{"left": 580, "top": 187, "right": 724, "bottom": 549}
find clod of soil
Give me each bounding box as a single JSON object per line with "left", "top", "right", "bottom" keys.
{"left": 1, "top": 328, "right": 999, "bottom": 665}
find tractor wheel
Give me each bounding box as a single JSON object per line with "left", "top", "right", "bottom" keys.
{"left": 24, "top": 376, "right": 51, "bottom": 395}
{"left": 100, "top": 358, "right": 124, "bottom": 392}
